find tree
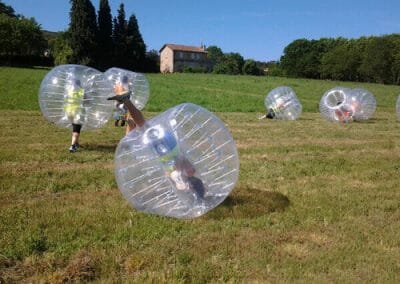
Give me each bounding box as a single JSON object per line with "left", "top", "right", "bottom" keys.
{"left": 144, "top": 49, "right": 159, "bottom": 73}
{"left": 320, "top": 39, "right": 362, "bottom": 81}
{"left": 389, "top": 35, "right": 400, "bottom": 85}
{"left": 206, "top": 45, "right": 224, "bottom": 66}
{"left": 97, "top": 0, "right": 113, "bottom": 70}
{"left": 69, "top": 0, "right": 98, "bottom": 66}
{"left": 0, "top": 0, "right": 17, "bottom": 17}
{"left": 226, "top": 52, "right": 244, "bottom": 74}
{"left": 0, "top": 14, "right": 46, "bottom": 56}
{"left": 112, "top": 3, "right": 128, "bottom": 68}
{"left": 213, "top": 53, "right": 243, "bottom": 75}
{"left": 359, "top": 36, "right": 393, "bottom": 84}
{"left": 242, "top": 59, "right": 261, "bottom": 75}
{"left": 126, "top": 14, "right": 146, "bottom": 70}
{"left": 53, "top": 31, "right": 73, "bottom": 65}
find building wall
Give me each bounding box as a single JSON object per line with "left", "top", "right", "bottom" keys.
{"left": 173, "top": 51, "right": 209, "bottom": 72}
{"left": 160, "top": 46, "right": 211, "bottom": 73}
{"left": 160, "top": 47, "right": 174, "bottom": 73}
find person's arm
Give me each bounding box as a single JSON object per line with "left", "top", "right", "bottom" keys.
{"left": 124, "top": 100, "right": 145, "bottom": 127}
{"left": 107, "top": 93, "right": 145, "bottom": 127}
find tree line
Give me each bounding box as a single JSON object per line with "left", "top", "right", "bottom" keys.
{"left": 0, "top": 0, "right": 158, "bottom": 72}
{"left": 276, "top": 35, "right": 400, "bottom": 85}
{"left": 55, "top": 0, "right": 158, "bottom": 72}
{"left": 0, "top": 1, "right": 50, "bottom": 66}
{"left": 2, "top": 0, "right": 399, "bottom": 83}
{"left": 204, "top": 45, "right": 265, "bottom": 76}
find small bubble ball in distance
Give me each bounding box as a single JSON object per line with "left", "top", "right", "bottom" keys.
{"left": 264, "top": 86, "right": 302, "bottom": 120}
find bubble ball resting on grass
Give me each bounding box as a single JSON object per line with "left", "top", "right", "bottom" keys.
{"left": 114, "top": 103, "right": 240, "bottom": 219}
{"left": 319, "top": 87, "right": 356, "bottom": 123}
{"left": 39, "top": 64, "right": 113, "bottom": 130}
{"left": 320, "top": 87, "right": 377, "bottom": 123}
{"left": 104, "top": 67, "right": 150, "bottom": 110}
{"left": 350, "top": 88, "right": 376, "bottom": 121}
{"left": 264, "top": 86, "right": 302, "bottom": 120}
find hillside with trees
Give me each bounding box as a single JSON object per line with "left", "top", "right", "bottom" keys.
{"left": 0, "top": 0, "right": 158, "bottom": 72}
{"left": 0, "top": 0, "right": 49, "bottom": 66}
{"left": 278, "top": 35, "right": 400, "bottom": 85}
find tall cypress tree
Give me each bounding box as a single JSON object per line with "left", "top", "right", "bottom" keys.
{"left": 112, "top": 3, "right": 128, "bottom": 68}
{"left": 97, "top": 0, "right": 113, "bottom": 70}
{"left": 127, "top": 14, "right": 146, "bottom": 70}
{"left": 69, "top": 0, "right": 98, "bottom": 66}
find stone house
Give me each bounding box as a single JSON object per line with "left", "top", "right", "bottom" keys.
{"left": 159, "top": 44, "right": 210, "bottom": 73}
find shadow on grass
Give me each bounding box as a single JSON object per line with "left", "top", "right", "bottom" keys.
{"left": 82, "top": 143, "right": 117, "bottom": 153}
{"left": 356, "top": 118, "right": 380, "bottom": 123}
{"left": 298, "top": 117, "right": 315, "bottom": 121}
{"left": 205, "top": 186, "right": 290, "bottom": 220}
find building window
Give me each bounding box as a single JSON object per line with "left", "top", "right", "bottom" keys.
{"left": 178, "top": 52, "right": 183, "bottom": 59}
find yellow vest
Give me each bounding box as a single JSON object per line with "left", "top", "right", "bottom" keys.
{"left": 64, "top": 88, "right": 84, "bottom": 114}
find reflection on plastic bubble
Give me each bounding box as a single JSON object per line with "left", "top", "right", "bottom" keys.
{"left": 350, "top": 88, "right": 376, "bottom": 121}
{"left": 264, "top": 86, "right": 302, "bottom": 120}
{"left": 104, "top": 67, "right": 149, "bottom": 110}
{"left": 39, "top": 64, "right": 113, "bottom": 130}
{"left": 114, "top": 103, "right": 239, "bottom": 219}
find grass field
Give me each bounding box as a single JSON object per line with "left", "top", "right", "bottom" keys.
{"left": 1, "top": 66, "right": 400, "bottom": 282}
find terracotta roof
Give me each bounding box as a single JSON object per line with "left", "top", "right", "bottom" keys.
{"left": 160, "top": 44, "right": 207, "bottom": 53}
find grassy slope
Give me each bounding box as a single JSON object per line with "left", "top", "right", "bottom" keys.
{"left": 0, "top": 67, "right": 400, "bottom": 282}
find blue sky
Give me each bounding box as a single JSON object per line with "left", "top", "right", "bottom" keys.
{"left": 4, "top": 0, "right": 400, "bottom": 61}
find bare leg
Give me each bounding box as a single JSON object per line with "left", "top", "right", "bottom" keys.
{"left": 71, "top": 132, "right": 80, "bottom": 145}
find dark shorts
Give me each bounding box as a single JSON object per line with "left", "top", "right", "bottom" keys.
{"left": 187, "top": 176, "right": 205, "bottom": 199}
{"left": 72, "top": 123, "right": 82, "bottom": 133}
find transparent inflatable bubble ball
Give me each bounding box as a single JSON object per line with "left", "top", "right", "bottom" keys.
{"left": 397, "top": 96, "right": 400, "bottom": 121}
{"left": 264, "top": 86, "right": 302, "bottom": 120}
{"left": 350, "top": 88, "right": 376, "bottom": 121}
{"left": 104, "top": 67, "right": 150, "bottom": 110}
{"left": 114, "top": 103, "right": 240, "bottom": 219}
{"left": 39, "top": 64, "right": 114, "bottom": 130}
{"left": 319, "top": 87, "right": 356, "bottom": 123}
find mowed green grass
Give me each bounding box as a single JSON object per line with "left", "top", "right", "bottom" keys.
{"left": 1, "top": 66, "right": 400, "bottom": 282}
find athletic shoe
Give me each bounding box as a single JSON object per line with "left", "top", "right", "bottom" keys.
{"left": 107, "top": 92, "right": 131, "bottom": 102}
{"left": 69, "top": 144, "right": 78, "bottom": 153}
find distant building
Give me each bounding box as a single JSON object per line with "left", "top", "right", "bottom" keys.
{"left": 159, "top": 44, "right": 210, "bottom": 73}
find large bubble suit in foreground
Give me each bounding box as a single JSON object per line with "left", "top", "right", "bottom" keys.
{"left": 397, "top": 96, "right": 400, "bottom": 121}
{"left": 114, "top": 103, "right": 239, "bottom": 219}
{"left": 319, "top": 87, "right": 355, "bottom": 123}
{"left": 39, "top": 64, "right": 113, "bottom": 130}
{"left": 350, "top": 88, "right": 376, "bottom": 121}
{"left": 264, "top": 86, "right": 302, "bottom": 120}
{"left": 104, "top": 67, "right": 149, "bottom": 110}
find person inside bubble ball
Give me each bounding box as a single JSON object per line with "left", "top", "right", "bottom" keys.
{"left": 107, "top": 93, "right": 205, "bottom": 201}
{"left": 64, "top": 78, "right": 85, "bottom": 153}
{"left": 112, "top": 75, "right": 129, "bottom": 128}
{"left": 334, "top": 101, "right": 354, "bottom": 123}
{"left": 265, "top": 97, "right": 286, "bottom": 119}
{"left": 143, "top": 126, "right": 205, "bottom": 201}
